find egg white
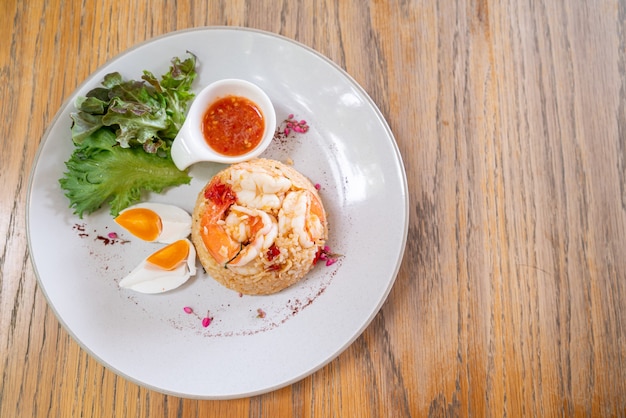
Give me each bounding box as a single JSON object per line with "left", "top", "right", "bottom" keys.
{"left": 119, "top": 238, "right": 197, "bottom": 294}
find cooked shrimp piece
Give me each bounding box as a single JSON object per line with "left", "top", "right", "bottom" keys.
{"left": 200, "top": 199, "right": 278, "bottom": 267}
{"left": 222, "top": 205, "right": 278, "bottom": 266}
{"left": 199, "top": 169, "right": 282, "bottom": 267}
{"left": 229, "top": 167, "right": 292, "bottom": 210}
{"left": 278, "top": 190, "right": 326, "bottom": 248}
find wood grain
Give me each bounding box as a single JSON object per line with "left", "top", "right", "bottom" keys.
{"left": 2, "top": 0, "right": 625, "bottom": 416}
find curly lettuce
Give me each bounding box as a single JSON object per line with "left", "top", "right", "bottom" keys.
{"left": 59, "top": 54, "right": 196, "bottom": 217}
{"left": 60, "top": 128, "right": 191, "bottom": 217}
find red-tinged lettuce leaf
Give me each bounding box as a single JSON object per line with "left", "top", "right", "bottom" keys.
{"left": 69, "top": 53, "right": 197, "bottom": 153}
{"left": 142, "top": 54, "right": 197, "bottom": 139}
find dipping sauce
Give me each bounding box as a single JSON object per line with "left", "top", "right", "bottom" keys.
{"left": 202, "top": 96, "right": 265, "bottom": 156}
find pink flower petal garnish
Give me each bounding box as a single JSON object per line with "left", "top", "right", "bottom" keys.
{"left": 202, "top": 317, "right": 211, "bottom": 327}
{"left": 183, "top": 306, "right": 193, "bottom": 314}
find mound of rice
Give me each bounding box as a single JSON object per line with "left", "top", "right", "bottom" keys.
{"left": 191, "top": 158, "right": 328, "bottom": 295}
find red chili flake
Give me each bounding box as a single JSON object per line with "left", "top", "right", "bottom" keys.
{"left": 183, "top": 306, "right": 193, "bottom": 314}
{"left": 257, "top": 308, "right": 266, "bottom": 318}
{"left": 73, "top": 223, "right": 89, "bottom": 238}
{"left": 266, "top": 244, "right": 280, "bottom": 261}
{"left": 95, "top": 233, "right": 129, "bottom": 245}
{"left": 313, "top": 248, "right": 322, "bottom": 265}
{"left": 314, "top": 183, "right": 321, "bottom": 190}
{"left": 96, "top": 235, "right": 112, "bottom": 245}
{"left": 204, "top": 180, "right": 237, "bottom": 207}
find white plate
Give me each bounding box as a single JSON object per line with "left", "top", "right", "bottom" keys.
{"left": 27, "top": 27, "right": 408, "bottom": 399}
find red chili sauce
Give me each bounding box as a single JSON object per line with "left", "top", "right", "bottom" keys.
{"left": 202, "top": 95, "right": 265, "bottom": 156}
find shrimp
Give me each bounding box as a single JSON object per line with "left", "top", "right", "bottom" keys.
{"left": 278, "top": 190, "right": 326, "bottom": 248}
{"left": 199, "top": 174, "right": 280, "bottom": 267}
{"left": 229, "top": 167, "right": 291, "bottom": 210}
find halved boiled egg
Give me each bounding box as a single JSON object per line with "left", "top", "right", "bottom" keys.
{"left": 119, "top": 238, "right": 197, "bottom": 294}
{"left": 115, "top": 203, "right": 191, "bottom": 243}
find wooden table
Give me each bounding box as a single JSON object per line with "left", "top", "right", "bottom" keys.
{"left": 2, "top": 0, "right": 625, "bottom": 416}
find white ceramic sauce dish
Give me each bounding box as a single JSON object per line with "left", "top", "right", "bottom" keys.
{"left": 171, "top": 78, "right": 276, "bottom": 169}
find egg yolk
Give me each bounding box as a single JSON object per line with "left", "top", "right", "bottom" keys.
{"left": 115, "top": 208, "right": 163, "bottom": 241}
{"left": 146, "top": 239, "right": 189, "bottom": 270}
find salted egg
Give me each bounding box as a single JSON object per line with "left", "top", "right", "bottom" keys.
{"left": 115, "top": 202, "right": 191, "bottom": 243}
{"left": 119, "top": 238, "right": 197, "bottom": 294}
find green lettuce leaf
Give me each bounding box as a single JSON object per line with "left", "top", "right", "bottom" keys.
{"left": 59, "top": 128, "right": 191, "bottom": 218}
